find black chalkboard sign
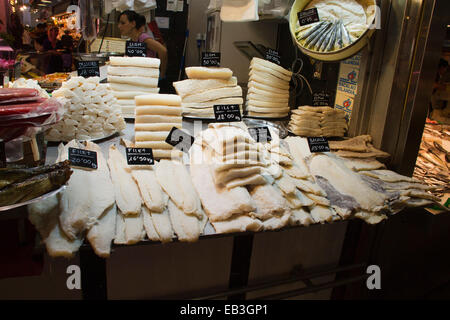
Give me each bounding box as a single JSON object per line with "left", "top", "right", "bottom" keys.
{"left": 312, "top": 91, "right": 331, "bottom": 106}
{"left": 76, "top": 61, "right": 100, "bottom": 78}
{"left": 165, "top": 127, "right": 194, "bottom": 153}
{"left": 307, "top": 137, "right": 330, "bottom": 153}
{"left": 248, "top": 127, "right": 272, "bottom": 143}
{"left": 126, "top": 148, "right": 154, "bottom": 166}
{"left": 298, "top": 8, "right": 320, "bottom": 27}
{"left": 126, "top": 41, "right": 147, "bottom": 57}
{"left": 201, "top": 52, "right": 221, "bottom": 67}
{"left": 265, "top": 48, "right": 281, "bottom": 66}
{"left": 68, "top": 147, "right": 98, "bottom": 169}
{"left": 214, "top": 104, "right": 242, "bottom": 122}
{"left": 0, "top": 139, "right": 5, "bottom": 168}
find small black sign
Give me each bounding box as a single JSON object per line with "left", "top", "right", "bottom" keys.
{"left": 126, "top": 148, "right": 154, "bottom": 166}
{"left": 312, "top": 91, "right": 331, "bottom": 106}
{"left": 298, "top": 8, "right": 320, "bottom": 27}
{"left": 76, "top": 61, "right": 100, "bottom": 78}
{"left": 213, "top": 104, "right": 242, "bottom": 122}
{"left": 265, "top": 48, "right": 281, "bottom": 66}
{"left": 201, "top": 52, "right": 221, "bottom": 67}
{"left": 68, "top": 147, "right": 98, "bottom": 169}
{"left": 248, "top": 127, "right": 272, "bottom": 143}
{"left": 307, "top": 137, "right": 330, "bottom": 153}
{"left": 165, "top": 127, "right": 194, "bottom": 153}
{"left": 0, "top": 139, "right": 5, "bottom": 168}
{"left": 126, "top": 41, "right": 147, "bottom": 57}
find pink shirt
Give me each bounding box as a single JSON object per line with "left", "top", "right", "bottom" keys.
{"left": 138, "top": 32, "right": 157, "bottom": 58}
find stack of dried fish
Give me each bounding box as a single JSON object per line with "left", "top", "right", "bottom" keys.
{"left": 413, "top": 124, "right": 450, "bottom": 201}
{"left": 0, "top": 161, "right": 72, "bottom": 207}
{"left": 328, "top": 135, "right": 390, "bottom": 161}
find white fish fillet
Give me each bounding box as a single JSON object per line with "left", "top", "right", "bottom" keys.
{"left": 360, "top": 169, "right": 421, "bottom": 183}
{"left": 354, "top": 211, "right": 387, "bottom": 225}
{"left": 189, "top": 162, "right": 255, "bottom": 222}
{"left": 86, "top": 204, "right": 117, "bottom": 258}
{"left": 290, "top": 208, "right": 314, "bottom": 226}
{"left": 214, "top": 166, "right": 262, "bottom": 185}
{"left": 305, "top": 193, "right": 331, "bottom": 207}
{"left": 249, "top": 184, "right": 288, "bottom": 221}
{"left": 124, "top": 212, "right": 146, "bottom": 244}
{"left": 168, "top": 200, "right": 200, "bottom": 242}
{"left": 275, "top": 173, "right": 298, "bottom": 195}
{"left": 108, "top": 145, "right": 142, "bottom": 216}
{"left": 151, "top": 206, "right": 175, "bottom": 243}
{"left": 310, "top": 205, "right": 334, "bottom": 223}
{"left": 173, "top": 77, "right": 238, "bottom": 98}
{"left": 114, "top": 213, "right": 126, "bottom": 244}
{"left": 28, "top": 194, "right": 83, "bottom": 258}
{"left": 285, "top": 189, "right": 315, "bottom": 208}
{"left": 211, "top": 215, "right": 263, "bottom": 234}
{"left": 131, "top": 169, "right": 165, "bottom": 213}
{"left": 155, "top": 160, "right": 203, "bottom": 219}
{"left": 58, "top": 140, "right": 115, "bottom": 240}
{"left": 142, "top": 206, "right": 161, "bottom": 241}
{"left": 261, "top": 210, "right": 291, "bottom": 231}
{"left": 225, "top": 174, "right": 266, "bottom": 189}
{"left": 185, "top": 67, "right": 233, "bottom": 80}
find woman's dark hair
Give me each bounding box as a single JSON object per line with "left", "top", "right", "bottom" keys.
{"left": 119, "top": 10, "right": 146, "bottom": 30}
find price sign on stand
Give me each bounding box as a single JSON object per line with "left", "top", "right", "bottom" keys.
{"left": 165, "top": 127, "right": 194, "bottom": 152}
{"left": 0, "top": 139, "right": 5, "bottom": 168}
{"left": 126, "top": 41, "right": 147, "bottom": 57}
{"left": 265, "top": 48, "right": 281, "bottom": 66}
{"left": 248, "top": 127, "right": 272, "bottom": 143}
{"left": 69, "top": 147, "right": 98, "bottom": 169}
{"left": 307, "top": 137, "right": 330, "bottom": 153}
{"left": 298, "top": 8, "right": 320, "bottom": 27}
{"left": 201, "top": 52, "right": 221, "bottom": 67}
{"left": 313, "top": 91, "right": 331, "bottom": 106}
{"left": 214, "top": 104, "right": 242, "bottom": 122}
{"left": 76, "top": 61, "right": 100, "bottom": 78}
{"left": 126, "top": 148, "right": 154, "bottom": 166}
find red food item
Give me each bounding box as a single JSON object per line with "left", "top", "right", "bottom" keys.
{"left": 0, "top": 96, "right": 41, "bottom": 105}
{"left": 0, "top": 88, "right": 39, "bottom": 101}
{"left": 0, "top": 98, "right": 48, "bottom": 115}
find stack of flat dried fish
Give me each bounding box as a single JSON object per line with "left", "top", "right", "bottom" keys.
{"left": 413, "top": 124, "right": 450, "bottom": 201}
{"left": 329, "top": 135, "right": 390, "bottom": 162}
{"left": 289, "top": 106, "right": 348, "bottom": 137}
{"left": 0, "top": 161, "right": 72, "bottom": 207}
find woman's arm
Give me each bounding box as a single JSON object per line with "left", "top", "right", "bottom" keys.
{"left": 144, "top": 38, "right": 168, "bottom": 78}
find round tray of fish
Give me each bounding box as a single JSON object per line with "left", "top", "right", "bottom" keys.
{"left": 0, "top": 185, "right": 66, "bottom": 212}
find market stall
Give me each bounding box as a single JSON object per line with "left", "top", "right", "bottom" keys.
{"left": 0, "top": 0, "right": 448, "bottom": 301}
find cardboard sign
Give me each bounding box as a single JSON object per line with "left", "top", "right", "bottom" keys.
{"left": 76, "top": 61, "right": 100, "bottom": 78}
{"left": 307, "top": 137, "right": 330, "bottom": 153}
{"left": 126, "top": 41, "right": 147, "bottom": 57}
{"left": 213, "top": 104, "right": 242, "bottom": 122}
{"left": 69, "top": 147, "right": 98, "bottom": 169}
{"left": 126, "top": 148, "right": 154, "bottom": 165}
{"left": 201, "top": 52, "right": 221, "bottom": 67}
{"left": 298, "top": 8, "right": 320, "bottom": 27}
{"left": 265, "top": 48, "right": 281, "bottom": 66}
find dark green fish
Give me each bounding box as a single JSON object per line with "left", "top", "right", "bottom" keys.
{"left": 304, "top": 21, "right": 332, "bottom": 48}
{"left": 312, "top": 22, "right": 334, "bottom": 51}
{"left": 317, "top": 22, "right": 336, "bottom": 52}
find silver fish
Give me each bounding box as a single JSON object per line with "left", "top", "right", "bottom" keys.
{"left": 304, "top": 21, "right": 332, "bottom": 48}
{"left": 336, "top": 20, "right": 344, "bottom": 49}
{"left": 341, "top": 23, "right": 352, "bottom": 46}
{"left": 298, "top": 21, "right": 325, "bottom": 40}
{"left": 314, "top": 22, "right": 335, "bottom": 51}
{"left": 326, "top": 23, "right": 339, "bottom": 52}
{"left": 317, "top": 22, "right": 336, "bottom": 52}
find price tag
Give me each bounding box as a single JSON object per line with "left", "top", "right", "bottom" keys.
{"left": 248, "top": 127, "right": 272, "bottom": 143}
{"left": 312, "top": 91, "right": 331, "bottom": 106}
{"left": 126, "top": 41, "right": 147, "bottom": 57}
{"left": 165, "top": 127, "right": 194, "bottom": 153}
{"left": 126, "top": 148, "right": 154, "bottom": 166}
{"left": 201, "top": 52, "right": 221, "bottom": 67}
{"left": 0, "top": 139, "right": 5, "bottom": 168}
{"left": 307, "top": 137, "right": 330, "bottom": 153}
{"left": 68, "top": 147, "right": 98, "bottom": 169}
{"left": 76, "top": 61, "right": 100, "bottom": 78}
{"left": 213, "top": 104, "right": 242, "bottom": 122}
{"left": 298, "top": 8, "right": 320, "bottom": 27}
{"left": 265, "top": 48, "right": 281, "bottom": 66}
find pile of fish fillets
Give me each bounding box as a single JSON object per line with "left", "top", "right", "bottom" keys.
{"left": 289, "top": 106, "right": 348, "bottom": 137}
{"left": 27, "top": 140, "right": 207, "bottom": 258}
